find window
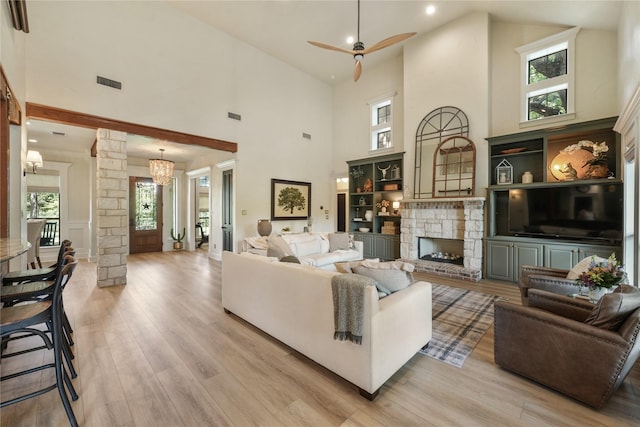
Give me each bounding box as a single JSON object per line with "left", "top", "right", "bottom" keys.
{"left": 516, "top": 27, "right": 579, "bottom": 126}
{"left": 134, "top": 181, "right": 158, "bottom": 231}
{"left": 369, "top": 92, "right": 396, "bottom": 151}
{"left": 25, "top": 171, "right": 60, "bottom": 246}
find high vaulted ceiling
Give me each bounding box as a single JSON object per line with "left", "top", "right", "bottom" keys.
{"left": 169, "top": 0, "right": 622, "bottom": 84}
{"left": 26, "top": 1, "right": 623, "bottom": 159}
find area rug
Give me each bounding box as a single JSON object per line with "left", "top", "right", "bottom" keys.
{"left": 419, "top": 283, "right": 502, "bottom": 368}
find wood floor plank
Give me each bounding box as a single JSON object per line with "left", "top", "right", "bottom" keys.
{"left": 2, "top": 251, "right": 639, "bottom": 427}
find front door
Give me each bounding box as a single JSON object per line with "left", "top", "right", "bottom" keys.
{"left": 221, "top": 169, "right": 233, "bottom": 251}
{"left": 129, "top": 177, "right": 163, "bottom": 254}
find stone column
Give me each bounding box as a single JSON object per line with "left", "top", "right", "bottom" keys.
{"left": 96, "top": 129, "right": 128, "bottom": 287}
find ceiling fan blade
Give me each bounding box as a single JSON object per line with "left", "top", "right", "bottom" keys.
{"left": 362, "top": 32, "right": 417, "bottom": 54}
{"left": 354, "top": 60, "right": 362, "bottom": 82}
{"left": 307, "top": 40, "right": 355, "bottom": 55}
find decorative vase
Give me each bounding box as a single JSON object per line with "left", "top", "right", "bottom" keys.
{"left": 522, "top": 171, "right": 533, "bottom": 184}
{"left": 257, "top": 219, "right": 272, "bottom": 236}
{"left": 364, "top": 210, "right": 373, "bottom": 222}
{"left": 381, "top": 207, "right": 387, "bottom": 213}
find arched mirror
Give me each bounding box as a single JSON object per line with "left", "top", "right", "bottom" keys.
{"left": 414, "top": 106, "right": 470, "bottom": 198}
{"left": 432, "top": 135, "right": 476, "bottom": 197}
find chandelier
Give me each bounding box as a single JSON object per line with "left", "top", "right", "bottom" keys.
{"left": 149, "top": 148, "right": 174, "bottom": 186}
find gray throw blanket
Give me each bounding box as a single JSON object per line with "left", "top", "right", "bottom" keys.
{"left": 331, "top": 273, "right": 376, "bottom": 345}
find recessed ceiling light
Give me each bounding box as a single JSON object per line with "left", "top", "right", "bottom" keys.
{"left": 426, "top": 5, "right": 436, "bottom": 15}
{"left": 26, "top": 121, "right": 32, "bottom": 125}
{"left": 346, "top": 36, "right": 355, "bottom": 44}
{"left": 28, "top": 138, "right": 38, "bottom": 143}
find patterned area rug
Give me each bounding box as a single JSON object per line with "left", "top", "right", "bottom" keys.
{"left": 419, "top": 284, "right": 502, "bottom": 368}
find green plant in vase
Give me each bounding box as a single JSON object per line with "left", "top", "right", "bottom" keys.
{"left": 350, "top": 167, "right": 365, "bottom": 192}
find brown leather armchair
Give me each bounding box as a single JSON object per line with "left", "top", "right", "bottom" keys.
{"left": 494, "top": 286, "right": 640, "bottom": 409}
{"left": 519, "top": 265, "right": 582, "bottom": 306}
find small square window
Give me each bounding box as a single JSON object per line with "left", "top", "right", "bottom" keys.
{"left": 377, "top": 130, "right": 391, "bottom": 149}
{"left": 527, "top": 88, "right": 567, "bottom": 120}
{"left": 377, "top": 105, "right": 390, "bottom": 125}
{"left": 528, "top": 49, "right": 567, "bottom": 84}
{"left": 368, "top": 93, "right": 395, "bottom": 151}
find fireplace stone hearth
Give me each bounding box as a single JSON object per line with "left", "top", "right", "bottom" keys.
{"left": 400, "top": 197, "right": 485, "bottom": 282}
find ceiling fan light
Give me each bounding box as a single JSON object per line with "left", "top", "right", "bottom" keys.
{"left": 354, "top": 53, "right": 363, "bottom": 61}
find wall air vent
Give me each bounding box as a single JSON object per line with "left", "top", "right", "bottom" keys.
{"left": 227, "top": 112, "right": 241, "bottom": 121}
{"left": 302, "top": 133, "right": 311, "bottom": 140}
{"left": 52, "top": 131, "right": 66, "bottom": 136}
{"left": 97, "top": 76, "right": 122, "bottom": 90}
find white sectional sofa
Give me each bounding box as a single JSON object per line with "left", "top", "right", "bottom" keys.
{"left": 222, "top": 251, "right": 432, "bottom": 399}
{"left": 243, "top": 232, "right": 363, "bottom": 270}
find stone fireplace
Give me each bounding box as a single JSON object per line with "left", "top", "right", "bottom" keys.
{"left": 400, "top": 197, "right": 485, "bottom": 282}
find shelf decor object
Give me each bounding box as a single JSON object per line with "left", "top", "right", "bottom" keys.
{"left": 550, "top": 139, "right": 611, "bottom": 181}
{"left": 496, "top": 159, "right": 513, "bottom": 185}
{"left": 347, "top": 152, "right": 404, "bottom": 260}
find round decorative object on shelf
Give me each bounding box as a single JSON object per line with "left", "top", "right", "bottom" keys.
{"left": 364, "top": 210, "right": 373, "bottom": 222}
{"left": 257, "top": 219, "right": 272, "bottom": 236}
{"left": 522, "top": 171, "right": 533, "bottom": 184}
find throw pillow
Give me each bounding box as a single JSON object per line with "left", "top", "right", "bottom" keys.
{"left": 334, "top": 259, "right": 380, "bottom": 273}
{"left": 266, "top": 235, "right": 294, "bottom": 259}
{"left": 328, "top": 233, "right": 350, "bottom": 251}
{"left": 280, "top": 255, "right": 301, "bottom": 264}
{"left": 361, "top": 259, "right": 415, "bottom": 272}
{"left": 566, "top": 255, "right": 607, "bottom": 280}
{"left": 584, "top": 285, "right": 640, "bottom": 330}
{"left": 353, "top": 265, "right": 412, "bottom": 293}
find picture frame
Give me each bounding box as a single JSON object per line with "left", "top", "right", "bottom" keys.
{"left": 271, "top": 179, "right": 311, "bottom": 220}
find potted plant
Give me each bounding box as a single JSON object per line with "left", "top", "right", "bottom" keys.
{"left": 171, "top": 227, "right": 186, "bottom": 250}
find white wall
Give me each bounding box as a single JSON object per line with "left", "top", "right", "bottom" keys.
{"left": 619, "top": 1, "right": 640, "bottom": 109}
{"left": 21, "top": 1, "right": 334, "bottom": 251}
{"left": 332, "top": 55, "right": 405, "bottom": 173}
{"left": 404, "top": 12, "right": 491, "bottom": 198}
{"left": 490, "top": 23, "right": 618, "bottom": 137}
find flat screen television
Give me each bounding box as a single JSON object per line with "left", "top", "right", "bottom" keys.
{"left": 500, "top": 183, "right": 623, "bottom": 244}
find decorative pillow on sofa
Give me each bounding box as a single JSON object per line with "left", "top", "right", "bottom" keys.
{"left": 266, "top": 235, "right": 294, "bottom": 259}
{"left": 352, "top": 265, "right": 413, "bottom": 294}
{"left": 566, "top": 255, "right": 607, "bottom": 280}
{"left": 360, "top": 259, "right": 415, "bottom": 272}
{"left": 584, "top": 285, "right": 640, "bottom": 331}
{"left": 280, "top": 255, "right": 301, "bottom": 264}
{"left": 328, "top": 233, "right": 350, "bottom": 251}
{"left": 334, "top": 259, "right": 380, "bottom": 273}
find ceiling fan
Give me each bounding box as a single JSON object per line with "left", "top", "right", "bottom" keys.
{"left": 308, "top": 0, "right": 416, "bottom": 82}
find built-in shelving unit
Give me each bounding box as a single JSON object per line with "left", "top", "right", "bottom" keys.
{"left": 347, "top": 152, "right": 404, "bottom": 260}
{"left": 485, "top": 117, "right": 623, "bottom": 282}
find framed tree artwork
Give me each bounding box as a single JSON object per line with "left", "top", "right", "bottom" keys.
{"left": 271, "top": 179, "right": 311, "bottom": 220}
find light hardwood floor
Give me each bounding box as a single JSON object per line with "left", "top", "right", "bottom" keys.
{"left": 1, "top": 251, "right": 638, "bottom": 426}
